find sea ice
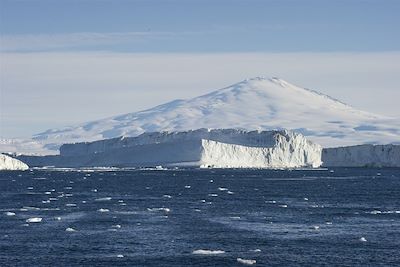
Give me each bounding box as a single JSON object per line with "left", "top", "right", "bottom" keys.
{"left": 192, "top": 249, "right": 225, "bottom": 255}
{"left": 237, "top": 258, "right": 257, "bottom": 265}
{"left": 26, "top": 217, "right": 42, "bottom": 223}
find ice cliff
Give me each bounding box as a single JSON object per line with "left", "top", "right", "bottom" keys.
{"left": 0, "top": 154, "right": 29, "bottom": 171}
{"left": 322, "top": 144, "right": 400, "bottom": 167}
{"left": 20, "top": 129, "right": 322, "bottom": 168}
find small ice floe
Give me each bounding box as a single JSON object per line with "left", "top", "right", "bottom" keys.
{"left": 55, "top": 217, "right": 62, "bottom": 221}
{"left": 329, "top": 170, "right": 334, "bottom": 173}
{"left": 64, "top": 187, "right": 72, "bottom": 190}
{"left": 26, "top": 217, "right": 42, "bottom": 223}
{"left": 118, "top": 200, "right": 124, "bottom": 203}
{"left": 218, "top": 187, "right": 228, "bottom": 191}
{"left": 304, "top": 197, "right": 309, "bottom": 201}
{"left": 91, "top": 189, "right": 98, "bottom": 192}
{"left": 65, "top": 227, "right": 76, "bottom": 232}
{"left": 145, "top": 187, "right": 151, "bottom": 190}
{"left": 5, "top": 211, "right": 16, "bottom": 216}
{"left": 279, "top": 204, "right": 288, "bottom": 208}
{"left": 44, "top": 192, "right": 51, "bottom": 195}
{"left": 250, "top": 249, "right": 261, "bottom": 253}
{"left": 27, "top": 187, "right": 34, "bottom": 190}
{"left": 65, "top": 193, "right": 73, "bottom": 197}
{"left": 65, "top": 203, "right": 77, "bottom": 207}
{"left": 359, "top": 237, "right": 367, "bottom": 242}
{"left": 184, "top": 185, "right": 191, "bottom": 189}
{"left": 209, "top": 180, "right": 214, "bottom": 183}
{"left": 194, "top": 209, "right": 201, "bottom": 212}
{"left": 98, "top": 208, "right": 110, "bottom": 212}
{"left": 237, "top": 258, "right": 257, "bottom": 265}
{"left": 163, "top": 195, "right": 172, "bottom": 199}
{"left": 192, "top": 249, "right": 225, "bottom": 255}
{"left": 95, "top": 197, "right": 112, "bottom": 202}
{"left": 265, "top": 200, "right": 276, "bottom": 204}
{"left": 325, "top": 222, "right": 333, "bottom": 225}
{"left": 112, "top": 224, "right": 122, "bottom": 229}
{"left": 227, "top": 191, "right": 234, "bottom": 194}
{"left": 311, "top": 225, "right": 320, "bottom": 230}
{"left": 42, "top": 200, "right": 50, "bottom": 204}
{"left": 147, "top": 207, "right": 171, "bottom": 213}
{"left": 200, "top": 199, "right": 206, "bottom": 203}
{"left": 229, "top": 216, "right": 241, "bottom": 220}
{"left": 116, "top": 254, "right": 124, "bottom": 258}
{"left": 49, "top": 197, "right": 58, "bottom": 201}
{"left": 376, "top": 172, "right": 382, "bottom": 176}
{"left": 369, "top": 210, "right": 382, "bottom": 215}
{"left": 208, "top": 194, "right": 218, "bottom": 197}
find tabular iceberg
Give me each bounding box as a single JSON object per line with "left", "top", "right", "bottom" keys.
{"left": 322, "top": 144, "right": 400, "bottom": 167}
{"left": 20, "top": 129, "right": 322, "bottom": 168}
{"left": 0, "top": 154, "right": 29, "bottom": 171}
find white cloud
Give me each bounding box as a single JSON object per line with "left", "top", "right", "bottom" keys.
{"left": 1, "top": 51, "right": 399, "bottom": 138}
{"left": 0, "top": 32, "right": 181, "bottom": 51}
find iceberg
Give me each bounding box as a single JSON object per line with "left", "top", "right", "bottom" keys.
{"left": 322, "top": 144, "right": 400, "bottom": 167}
{"left": 0, "top": 154, "right": 29, "bottom": 171}
{"left": 19, "top": 129, "right": 322, "bottom": 169}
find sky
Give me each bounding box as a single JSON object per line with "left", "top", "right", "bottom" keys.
{"left": 0, "top": 0, "right": 399, "bottom": 138}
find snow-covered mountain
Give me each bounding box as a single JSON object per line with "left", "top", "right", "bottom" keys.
{"left": 2, "top": 77, "right": 400, "bottom": 154}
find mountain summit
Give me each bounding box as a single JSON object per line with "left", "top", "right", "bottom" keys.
{"left": 3, "top": 77, "right": 400, "bottom": 154}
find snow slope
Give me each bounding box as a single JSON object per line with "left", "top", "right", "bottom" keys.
{"left": 19, "top": 129, "right": 322, "bottom": 168}
{"left": 0, "top": 154, "right": 29, "bottom": 171}
{"left": 3, "top": 77, "right": 400, "bottom": 154}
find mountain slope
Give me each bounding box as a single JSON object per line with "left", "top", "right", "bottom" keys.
{"left": 3, "top": 77, "right": 400, "bottom": 154}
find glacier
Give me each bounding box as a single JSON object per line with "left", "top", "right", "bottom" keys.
{"left": 18, "top": 129, "right": 322, "bottom": 168}
{"left": 322, "top": 144, "right": 400, "bottom": 167}
{"left": 2, "top": 77, "right": 400, "bottom": 155}
{"left": 0, "top": 154, "right": 29, "bottom": 171}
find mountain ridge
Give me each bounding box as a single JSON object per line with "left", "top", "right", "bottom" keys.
{"left": 2, "top": 76, "right": 400, "bottom": 154}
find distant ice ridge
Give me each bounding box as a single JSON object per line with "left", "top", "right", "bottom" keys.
{"left": 322, "top": 144, "right": 400, "bottom": 167}
{"left": 19, "top": 129, "right": 322, "bottom": 168}
{"left": 0, "top": 154, "right": 29, "bottom": 171}
{"left": 2, "top": 76, "right": 400, "bottom": 155}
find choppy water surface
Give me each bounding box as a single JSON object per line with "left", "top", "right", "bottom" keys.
{"left": 1, "top": 168, "right": 400, "bottom": 266}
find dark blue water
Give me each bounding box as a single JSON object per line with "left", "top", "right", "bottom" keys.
{"left": 1, "top": 168, "right": 400, "bottom": 266}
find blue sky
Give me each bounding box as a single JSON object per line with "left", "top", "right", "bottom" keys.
{"left": 1, "top": 0, "right": 399, "bottom": 52}
{"left": 1, "top": 0, "right": 400, "bottom": 138}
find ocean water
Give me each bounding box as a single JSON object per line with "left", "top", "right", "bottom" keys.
{"left": 1, "top": 168, "right": 400, "bottom": 266}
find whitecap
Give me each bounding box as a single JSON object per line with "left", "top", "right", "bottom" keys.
{"left": 250, "top": 249, "right": 261, "bottom": 252}
{"left": 359, "top": 237, "right": 367, "bottom": 242}
{"left": 147, "top": 207, "right": 170, "bottom": 213}
{"left": 116, "top": 254, "right": 124, "bottom": 258}
{"left": 184, "top": 185, "right": 191, "bottom": 189}
{"left": 65, "top": 227, "right": 76, "bottom": 232}
{"left": 163, "top": 195, "right": 172, "bottom": 198}
{"left": 218, "top": 187, "right": 228, "bottom": 191}
{"left": 65, "top": 203, "right": 77, "bottom": 207}
{"left": 237, "top": 258, "right": 257, "bottom": 265}
{"left": 5, "top": 211, "right": 16, "bottom": 216}
{"left": 192, "top": 249, "right": 225, "bottom": 255}
{"left": 98, "top": 208, "right": 110, "bottom": 212}
{"left": 208, "top": 194, "right": 218, "bottom": 197}
{"left": 95, "top": 197, "right": 112, "bottom": 201}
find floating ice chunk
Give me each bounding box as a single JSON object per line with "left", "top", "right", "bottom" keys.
{"left": 98, "top": 208, "right": 110, "bottom": 212}
{"left": 184, "top": 185, "right": 191, "bottom": 189}
{"left": 329, "top": 170, "right": 334, "bottom": 173}
{"left": 304, "top": 197, "right": 309, "bottom": 201}
{"left": 230, "top": 216, "right": 241, "bottom": 220}
{"left": 116, "top": 254, "right": 124, "bottom": 258}
{"left": 266, "top": 200, "right": 276, "bottom": 204}
{"left": 65, "top": 203, "right": 77, "bottom": 207}
{"left": 227, "top": 191, "right": 234, "bottom": 194}
{"left": 237, "top": 258, "right": 257, "bottom": 265}
{"left": 279, "top": 204, "right": 288, "bottom": 208}
{"left": 208, "top": 194, "right": 218, "bottom": 197}
{"left": 326, "top": 222, "right": 333, "bottom": 225}
{"left": 65, "top": 227, "right": 76, "bottom": 232}
{"left": 44, "top": 192, "right": 51, "bottom": 195}
{"left": 311, "top": 225, "right": 320, "bottom": 230}
{"left": 359, "top": 237, "right": 367, "bottom": 242}
{"left": 250, "top": 249, "right": 261, "bottom": 252}
{"left": 210, "top": 180, "right": 214, "bottom": 183}
{"left": 163, "top": 195, "right": 172, "bottom": 198}
{"left": 218, "top": 187, "right": 228, "bottom": 191}
{"left": 112, "top": 224, "right": 122, "bottom": 229}
{"left": 26, "top": 217, "right": 42, "bottom": 223}
{"left": 56, "top": 217, "right": 62, "bottom": 220}
{"left": 64, "top": 187, "right": 72, "bottom": 190}
{"left": 192, "top": 249, "right": 225, "bottom": 255}
{"left": 91, "top": 189, "right": 98, "bottom": 192}
{"left": 369, "top": 210, "right": 382, "bottom": 214}
{"left": 5, "top": 211, "right": 16, "bottom": 216}
{"left": 27, "top": 187, "right": 34, "bottom": 190}
{"left": 95, "top": 197, "right": 112, "bottom": 201}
